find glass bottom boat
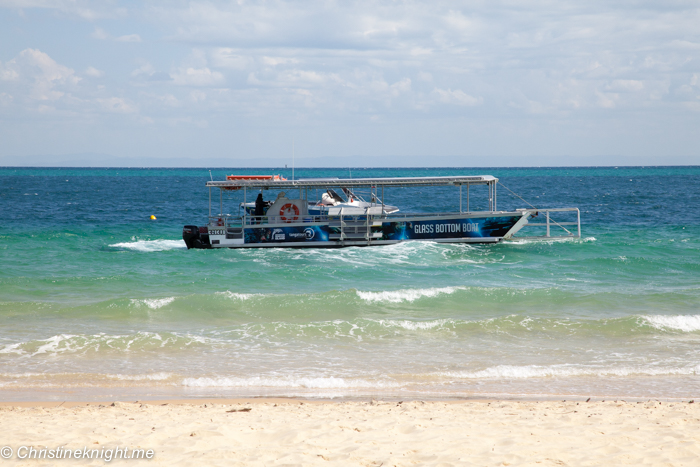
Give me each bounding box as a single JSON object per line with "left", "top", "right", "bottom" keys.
{"left": 183, "top": 175, "right": 579, "bottom": 249}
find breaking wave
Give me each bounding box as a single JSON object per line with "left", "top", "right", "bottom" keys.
{"left": 356, "top": 287, "right": 463, "bottom": 303}
{"left": 130, "top": 297, "right": 177, "bottom": 309}
{"left": 641, "top": 315, "right": 700, "bottom": 332}
{"left": 215, "top": 291, "right": 259, "bottom": 301}
{"left": 0, "top": 332, "right": 212, "bottom": 357}
{"left": 441, "top": 364, "right": 700, "bottom": 379}
{"left": 182, "top": 376, "right": 402, "bottom": 389}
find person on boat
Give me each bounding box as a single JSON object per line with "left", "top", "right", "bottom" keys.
{"left": 254, "top": 193, "right": 265, "bottom": 223}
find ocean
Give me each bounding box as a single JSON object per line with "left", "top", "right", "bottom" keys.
{"left": 1, "top": 166, "right": 699, "bottom": 402}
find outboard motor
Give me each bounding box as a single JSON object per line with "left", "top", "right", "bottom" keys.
{"left": 183, "top": 225, "right": 201, "bottom": 249}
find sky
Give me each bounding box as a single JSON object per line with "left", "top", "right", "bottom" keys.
{"left": 0, "top": 0, "right": 699, "bottom": 167}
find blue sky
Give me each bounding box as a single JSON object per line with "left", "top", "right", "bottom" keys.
{"left": 1, "top": 1, "right": 699, "bottom": 167}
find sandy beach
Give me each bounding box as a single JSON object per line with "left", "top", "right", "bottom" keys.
{"left": 1, "top": 398, "right": 698, "bottom": 466}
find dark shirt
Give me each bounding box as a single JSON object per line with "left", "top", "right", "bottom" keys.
{"left": 254, "top": 194, "right": 265, "bottom": 216}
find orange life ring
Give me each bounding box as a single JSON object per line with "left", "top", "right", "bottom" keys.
{"left": 279, "top": 203, "right": 300, "bottom": 223}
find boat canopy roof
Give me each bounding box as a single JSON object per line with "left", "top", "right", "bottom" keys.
{"left": 206, "top": 175, "right": 498, "bottom": 189}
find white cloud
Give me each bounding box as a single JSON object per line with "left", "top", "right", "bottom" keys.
{"left": 85, "top": 66, "right": 104, "bottom": 77}
{"left": 0, "top": 92, "right": 13, "bottom": 105}
{"left": 277, "top": 69, "right": 329, "bottom": 86}
{"left": 432, "top": 88, "right": 482, "bottom": 106}
{"left": 390, "top": 78, "right": 411, "bottom": 97}
{"left": 131, "top": 63, "right": 155, "bottom": 77}
{"left": 596, "top": 90, "right": 618, "bottom": 109}
{"left": 91, "top": 27, "right": 141, "bottom": 43}
{"left": 189, "top": 90, "right": 206, "bottom": 103}
{"left": 2, "top": 1, "right": 700, "bottom": 163}
{"left": 607, "top": 80, "right": 644, "bottom": 92}
{"left": 0, "top": 64, "right": 20, "bottom": 81}
{"left": 210, "top": 48, "right": 252, "bottom": 70}
{"left": 1, "top": 1, "right": 126, "bottom": 20}
{"left": 170, "top": 67, "right": 225, "bottom": 86}
{"left": 91, "top": 27, "right": 109, "bottom": 40}
{"left": 152, "top": 93, "right": 179, "bottom": 107}
{"left": 246, "top": 72, "right": 260, "bottom": 85}
{"left": 261, "top": 56, "right": 299, "bottom": 66}
{"left": 410, "top": 48, "right": 432, "bottom": 57}
{"left": 0, "top": 48, "right": 79, "bottom": 101}
{"left": 417, "top": 72, "right": 432, "bottom": 82}
{"left": 116, "top": 34, "right": 141, "bottom": 43}
{"left": 96, "top": 97, "right": 137, "bottom": 113}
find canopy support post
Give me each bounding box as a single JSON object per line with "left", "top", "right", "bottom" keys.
{"left": 381, "top": 185, "right": 385, "bottom": 215}
{"left": 459, "top": 184, "right": 463, "bottom": 213}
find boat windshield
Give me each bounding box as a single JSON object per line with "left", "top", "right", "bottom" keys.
{"left": 327, "top": 189, "right": 345, "bottom": 203}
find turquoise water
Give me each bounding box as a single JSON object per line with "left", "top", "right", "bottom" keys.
{"left": 1, "top": 167, "right": 699, "bottom": 401}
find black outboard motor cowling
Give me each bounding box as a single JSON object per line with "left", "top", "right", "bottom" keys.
{"left": 183, "top": 225, "right": 201, "bottom": 249}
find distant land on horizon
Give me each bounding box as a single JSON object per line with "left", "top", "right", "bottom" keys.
{"left": 1, "top": 153, "right": 695, "bottom": 169}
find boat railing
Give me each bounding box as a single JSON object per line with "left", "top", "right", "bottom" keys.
{"left": 206, "top": 208, "right": 581, "bottom": 242}
{"left": 510, "top": 208, "right": 581, "bottom": 240}
{"left": 210, "top": 209, "right": 537, "bottom": 228}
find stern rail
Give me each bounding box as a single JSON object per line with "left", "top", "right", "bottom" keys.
{"left": 510, "top": 208, "right": 580, "bottom": 240}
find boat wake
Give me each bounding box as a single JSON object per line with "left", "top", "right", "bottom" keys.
{"left": 506, "top": 236, "right": 597, "bottom": 245}
{"left": 110, "top": 239, "right": 186, "bottom": 252}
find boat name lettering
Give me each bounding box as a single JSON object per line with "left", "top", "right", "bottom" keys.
{"left": 209, "top": 229, "right": 225, "bottom": 235}
{"left": 413, "top": 222, "right": 479, "bottom": 234}
{"left": 289, "top": 232, "right": 306, "bottom": 238}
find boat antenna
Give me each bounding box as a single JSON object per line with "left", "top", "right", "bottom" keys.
{"left": 209, "top": 170, "right": 213, "bottom": 181}
{"left": 497, "top": 181, "right": 537, "bottom": 210}
{"left": 292, "top": 137, "right": 295, "bottom": 181}
{"left": 349, "top": 167, "right": 352, "bottom": 179}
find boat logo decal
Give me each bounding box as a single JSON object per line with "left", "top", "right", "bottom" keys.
{"left": 272, "top": 228, "right": 286, "bottom": 241}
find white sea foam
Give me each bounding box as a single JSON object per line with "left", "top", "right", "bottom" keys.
{"left": 506, "top": 236, "right": 596, "bottom": 245}
{"left": 295, "top": 240, "right": 444, "bottom": 267}
{"left": 31, "top": 334, "right": 78, "bottom": 356}
{"left": 442, "top": 364, "right": 700, "bottom": 379}
{"left": 3, "top": 331, "right": 212, "bottom": 357}
{"left": 357, "top": 286, "right": 463, "bottom": 303}
{"left": 106, "top": 372, "right": 174, "bottom": 381}
{"left": 216, "top": 291, "right": 258, "bottom": 300}
{"left": 110, "top": 239, "right": 186, "bottom": 252}
{"left": 130, "top": 297, "right": 176, "bottom": 309}
{"left": 0, "top": 343, "right": 23, "bottom": 355}
{"left": 182, "top": 376, "right": 401, "bottom": 389}
{"left": 372, "top": 319, "right": 453, "bottom": 331}
{"left": 642, "top": 315, "right": 700, "bottom": 332}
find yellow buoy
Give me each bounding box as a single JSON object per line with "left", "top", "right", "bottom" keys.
{"left": 150, "top": 215, "right": 156, "bottom": 220}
